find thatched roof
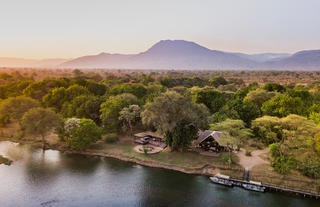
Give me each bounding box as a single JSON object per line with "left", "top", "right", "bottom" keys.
{"left": 194, "top": 130, "right": 227, "bottom": 146}
{"left": 134, "top": 131, "right": 164, "bottom": 139}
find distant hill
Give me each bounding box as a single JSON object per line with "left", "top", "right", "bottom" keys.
{"left": 1, "top": 40, "right": 320, "bottom": 70}
{"left": 0, "top": 58, "right": 69, "bottom": 68}
{"left": 61, "top": 40, "right": 258, "bottom": 70}
{"left": 262, "top": 50, "right": 320, "bottom": 70}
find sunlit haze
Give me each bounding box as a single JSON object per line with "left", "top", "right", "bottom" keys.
{"left": 0, "top": 0, "right": 320, "bottom": 59}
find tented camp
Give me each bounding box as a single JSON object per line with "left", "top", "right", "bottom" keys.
{"left": 194, "top": 130, "right": 229, "bottom": 152}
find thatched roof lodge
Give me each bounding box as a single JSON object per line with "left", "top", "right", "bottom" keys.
{"left": 194, "top": 130, "right": 228, "bottom": 152}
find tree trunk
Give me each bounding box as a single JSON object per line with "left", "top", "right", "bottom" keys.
{"left": 41, "top": 135, "right": 45, "bottom": 150}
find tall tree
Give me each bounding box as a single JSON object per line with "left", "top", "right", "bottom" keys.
{"left": 119, "top": 105, "right": 142, "bottom": 134}
{"left": 20, "top": 107, "right": 63, "bottom": 149}
{"left": 141, "top": 91, "right": 209, "bottom": 150}
{"left": 0, "top": 96, "right": 40, "bottom": 124}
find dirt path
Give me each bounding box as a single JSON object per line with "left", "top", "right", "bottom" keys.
{"left": 237, "top": 148, "right": 269, "bottom": 170}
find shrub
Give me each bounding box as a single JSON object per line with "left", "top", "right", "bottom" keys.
{"left": 300, "top": 157, "right": 320, "bottom": 178}
{"left": 104, "top": 133, "right": 119, "bottom": 143}
{"left": 221, "top": 154, "right": 233, "bottom": 164}
{"left": 245, "top": 150, "right": 252, "bottom": 156}
{"left": 272, "top": 156, "right": 297, "bottom": 174}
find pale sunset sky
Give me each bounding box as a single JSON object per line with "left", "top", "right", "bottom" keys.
{"left": 0, "top": 0, "right": 319, "bottom": 59}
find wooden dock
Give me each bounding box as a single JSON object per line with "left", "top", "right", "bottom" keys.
{"left": 227, "top": 177, "right": 320, "bottom": 199}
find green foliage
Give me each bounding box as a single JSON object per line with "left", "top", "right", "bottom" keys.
{"left": 300, "top": 157, "right": 320, "bottom": 178}
{"left": 209, "top": 76, "right": 228, "bottom": 88}
{"left": 141, "top": 91, "right": 209, "bottom": 134}
{"left": 309, "top": 112, "right": 320, "bottom": 126}
{"left": 107, "top": 83, "right": 148, "bottom": 99}
{"left": 61, "top": 95, "right": 102, "bottom": 123}
{"left": 21, "top": 107, "right": 63, "bottom": 146}
{"left": 210, "top": 119, "right": 252, "bottom": 147}
{"left": 261, "top": 94, "right": 306, "bottom": 117}
{"left": 42, "top": 87, "right": 67, "bottom": 111}
{"left": 100, "top": 94, "right": 137, "bottom": 132}
{"left": 211, "top": 105, "right": 240, "bottom": 123}
{"left": 104, "top": 133, "right": 119, "bottom": 143}
{"left": 244, "top": 88, "right": 277, "bottom": 108}
{"left": 252, "top": 116, "right": 282, "bottom": 144}
{"left": 23, "top": 78, "right": 70, "bottom": 100}
{"left": 269, "top": 143, "right": 281, "bottom": 157}
{"left": 272, "top": 156, "right": 297, "bottom": 174}
{"left": 235, "top": 82, "right": 259, "bottom": 99}
{"left": 119, "top": 105, "right": 142, "bottom": 133}
{"left": 263, "top": 83, "right": 286, "bottom": 93}
{"left": 230, "top": 99, "right": 260, "bottom": 126}
{"left": 165, "top": 122, "right": 198, "bottom": 150}
{"left": 0, "top": 96, "right": 40, "bottom": 123}
{"left": 66, "top": 118, "right": 102, "bottom": 149}
{"left": 193, "top": 89, "right": 226, "bottom": 113}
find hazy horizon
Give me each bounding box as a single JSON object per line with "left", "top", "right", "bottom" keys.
{"left": 1, "top": 0, "right": 320, "bottom": 59}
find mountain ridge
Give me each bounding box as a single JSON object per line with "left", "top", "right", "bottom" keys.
{"left": 1, "top": 40, "right": 319, "bottom": 70}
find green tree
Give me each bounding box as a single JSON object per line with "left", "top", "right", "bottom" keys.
{"left": 66, "top": 118, "right": 102, "bottom": 149}
{"left": 263, "top": 83, "right": 286, "bottom": 93}
{"left": 0, "top": 96, "right": 40, "bottom": 124}
{"left": 21, "top": 107, "right": 63, "bottom": 149}
{"left": 141, "top": 91, "right": 209, "bottom": 150}
{"left": 42, "top": 87, "right": 67, "bottom": 111}
{"left": 244, "top": 88, "right": 277, "bottom": 108}
{"left": 100, "top": 94, "right": 137, "bottom": 132}
{"left": 261, "top": 94, "right": 306, "bottom": 117}
{"left": 165, "top": 122, "right": 198, "bottom": 151}
{"left": 230, "top": 99, "right": 260, "bottom": 126}
{"left": 61, "top": 95, "right": 102, "bottom": 123}
{"left": 209, "top": 76, "right": 228, "bottom": 88}
{"left": 119, "top": 105, "right": 142, "bottom": 134}
{"left": 210, "top": 119, "right": 252, "bottom": 147}
{"left": 193, "top": 89, "right": 226, "bottom": 113}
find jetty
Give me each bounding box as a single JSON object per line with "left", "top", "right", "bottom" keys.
{"left": 209, "top": 174, "right": 320, "bottom": 199}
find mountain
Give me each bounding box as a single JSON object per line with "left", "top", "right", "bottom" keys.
{"left": 2, "top": 40, "right": 320, "bottom": 70}
{"left": 0, "top": 58, "right": 69, "bottom": 68}
{"left": 232, "top": 53, "right": 291, "bottom": 62}
{"left": 262, "top": 50, "right": 320, "bottom": 70}
{"left": 61, "top": 40, "right": 258, "bottom": 70}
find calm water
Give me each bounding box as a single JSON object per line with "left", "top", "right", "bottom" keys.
{"left": 0, "top": 141, "right": 318, "bottom": 207}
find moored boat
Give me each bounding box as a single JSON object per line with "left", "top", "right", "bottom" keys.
{"left": 209, "top": 176, "right": 233, "bottom": 187}
{"left": 242, "top": 181, "right": 266, "bottom": 192}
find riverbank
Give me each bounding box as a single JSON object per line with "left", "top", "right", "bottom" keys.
{"left": 1, "top": 136, "right": 320, "bottom": 197}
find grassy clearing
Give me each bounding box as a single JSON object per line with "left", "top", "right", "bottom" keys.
{"left": 90, "top": 141, "right": 243, "bottom": 175}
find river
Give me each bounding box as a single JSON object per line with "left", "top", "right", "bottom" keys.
{"left": 0, "top": 141, "right": 318, "bottom": 207}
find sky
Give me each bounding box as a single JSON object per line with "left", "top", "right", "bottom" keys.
{"left": 0, "top": 0, "right": 319, "bottom": 59}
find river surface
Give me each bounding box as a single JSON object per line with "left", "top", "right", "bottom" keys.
{"left": 0, "top": 141, "right": 319, "bottom": 207}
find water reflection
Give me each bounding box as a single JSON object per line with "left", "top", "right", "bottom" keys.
{"left": 60, "top": 153, "right": 100, "bottom": 175}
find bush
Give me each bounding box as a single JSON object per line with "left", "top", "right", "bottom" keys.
{"left": 142, "top": 146, "right": 148, "bottom": 154}
{"left": 245, "top": 150, "right": 252, "bottom": 156}
{"left": 104, "top": 133, "right": 119, "bottom": 143}
{"left": 221, "top": 154, "right": 233, "bottom": 164}
{"left": 272, "top": 156, "right": 297, "bottom": 174}
{"left": 300, "top": 157, "right": 320, "bottom": 178}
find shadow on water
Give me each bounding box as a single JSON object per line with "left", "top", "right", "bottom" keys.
{"left": 60, "top": 153, "right": 100, "bottom": 175}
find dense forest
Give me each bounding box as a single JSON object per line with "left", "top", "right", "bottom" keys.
{"left": 0, "top": 69, "right": 320, "bottom": 181}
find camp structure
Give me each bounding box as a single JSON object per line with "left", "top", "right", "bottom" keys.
{"left": 193, "top": 130, "right": 228, "bottom": 152}
{"left": 134, "top": 131, "right": 166, "bottom": 148}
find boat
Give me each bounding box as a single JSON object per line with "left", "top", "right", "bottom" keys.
{"left": 209, "top": 176, "right": 233, "bottom": 187}
{"left": 242, "top": 181, "right": 266, "bottom": 192}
